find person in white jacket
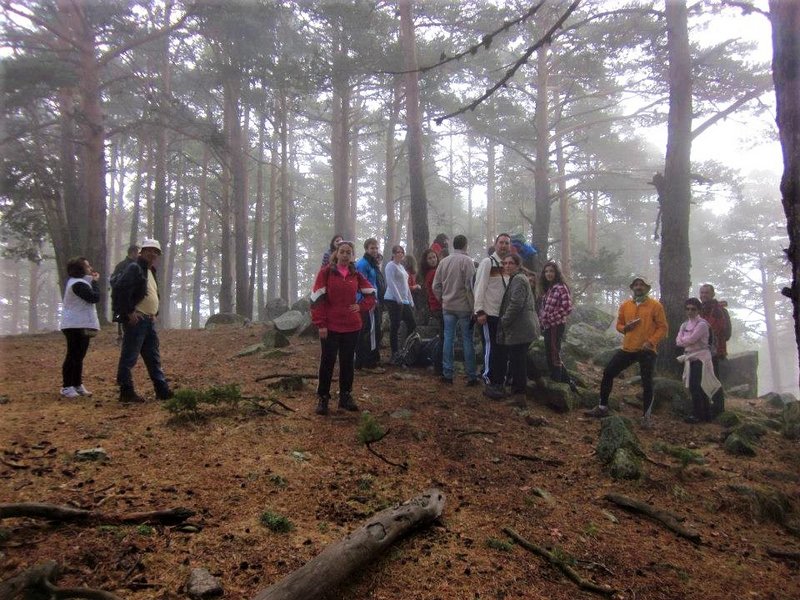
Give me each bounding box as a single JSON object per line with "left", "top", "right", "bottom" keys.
{"left": 473, "top": 233, "right": 511, "bottom": 384}
{"left": 676, "top": 297, "right": 721, "bottom": 423}
{"left": 60, "top": 257, "right": 101, "bottom": 398}
{"left": 383, "top": 245, "right": 416, "bottom": 362}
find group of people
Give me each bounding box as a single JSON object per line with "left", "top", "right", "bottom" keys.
{"left": 59, "top": 239, "right": 173, "bottom": 403}
{"left": 311, "top": 231, "right": 731, "bottom": 427}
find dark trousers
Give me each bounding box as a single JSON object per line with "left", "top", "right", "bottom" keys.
{"left": 689, "top": 360, "right": 711, "bottom": 421}
{"left": 430, "top": 309, "right": 443, "bottom": 374}
{"left": 493, "top": 343, "right": 529, "bottom": 391}
{"left": 317, "top": 330, "right": 359, "bottom": 398}
{"left": 543, "top": 324, "right": 570, "bottom": 383}
{"left": 481, "top": 316, "right": 501, "bottom": 383}
{"left": 116, "top": 316, "right": 169, "bottom": 395}
{"left": 384, "top": 300, "right": 416, "bottom": 354}
{"left": 355, "top": 305, "right": 382, "bottom": 368}
{"left": 600, "top": 350, "right": 657, "bottom": 415}
{"left": 711, "top": 356, "right": 725, "bottom": 416}
{"left": 62, "top": 329, "right": 91, "bottom": 388}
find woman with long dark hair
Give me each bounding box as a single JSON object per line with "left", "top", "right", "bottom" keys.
{"left": 420, "top": 248, "right": 443, "bottom": 374}
{"left": 384, "top": 245, "right": 416, "bottom": 363}
{"left": 538, "top": 260, "right": 575, "bottom": 387}
{"left": 321, "top": 234, "right": 343, "bottom": 267}
{"left": 60, "top": 257, "right": 101, "bottom": 398}
{"left": 311, "top": 241, "right": 376, "bottom": 415}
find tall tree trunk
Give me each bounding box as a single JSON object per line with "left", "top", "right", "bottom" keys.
{"left": 531, "top": 45, "right": 551, "bottom": 270}
{"left": 152, "top": 0, "right": 172, "bottom": 291}
{"left": 162, "top": 151, "right": 183, "bottom": 328}
{"left": 331, "top": 29, "right": 353, "bottom": 242}
{"left": 349, "top": 97, "right": 361, "bottom": 238}
{"left": 279, "top": 90, "right": 290, "bottom": 302}
{"left": 251, "top": 110, "right": 267, "bottom": 320}
{"left": 219, "top": 165, "right": 234, "bottom": 314}
{"left": 384, "top": 77, "right": 401, "bottom": 250}
{"left": 28, "top": 260, "right": 40, "bottom": 333}
{"left": 466, "top": 140, "right": 473, "bottom": 241}
{"left": 657, "top": 0, "right": 693, "bottom": 373}
{"left": 486, "top": 140, "right": 496, "bottom": 251}
{"left": 191, "top": 146, "right": 209, "bottom": 329}
{"left": 761, "top": 258, "right": 783, "bottom": 391}
{"left": 399, "top": 0, "right": 429, "bottom": 257}
{"left": 267, "top": 122, "right": 279, "bottom": 300}
{"left": 129, "top": 139, "right": 145, "bottom": 247}
{"left": 769, "top": 0, "right": 800, "bottom": 385}
{"left": 555, "top": 103, "right": 571, "bottom": 278}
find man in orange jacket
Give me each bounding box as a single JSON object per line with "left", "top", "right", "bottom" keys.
{"left": 585, "top": 276, "right": 668, "bottom": 428}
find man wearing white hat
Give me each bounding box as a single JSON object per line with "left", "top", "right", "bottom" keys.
{"left": 112, "top": 239, "right": 172, "bottom": 403}
{"left": 585, "top": 276, "right": 668, "bottom": 428}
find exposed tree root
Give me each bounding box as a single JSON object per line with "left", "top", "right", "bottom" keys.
{"left": 252, "top": 489, "right": 445, "bottom": 600}
{"left": 0, "top": 560, "right": 124, "bottom": 600}
{"left": 507, "top": 453, "right": 565, "bottom": 466}
{"left": 0, "top": 503, "right": 195, "bottom": 525}
{"left": 766, "top": 546, "right": 800, "bottom": 560}
{"left": 255, "top": 373, "right": 321, "bottom": 382}
{"left": 605, "top": 493, "right": 701, "bottom": 544}
{"left": 502, "top": 528, "right": 616, "bottom": 597}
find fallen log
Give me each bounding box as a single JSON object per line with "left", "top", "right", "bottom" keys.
{"left": 605, "top": 493, "right": 701, "bottom": 544}
{"left": 502, "top": 528, "right": 616, "bottom": 597}
{"left": 766, "top": 546, "right": 800, "bottom": 560}
{"left": 252, "top": 488, "right": 445, "bottom": 600}
{"left": 0, "top": 503, "right": 195, "bottom": 525}
{"left": 0, "top": 560, "right": 123, "bottom": 600}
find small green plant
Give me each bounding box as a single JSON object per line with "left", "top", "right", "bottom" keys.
{"left": 317, "top": 522, "right": 330, "bottom": 534}
{"left": 259, "top": 510, "right": 293, "bottom": 533}
{"left": 550, "top": 546, "right": 576, "bottom": 566}
{"left": 357, "top": 412, "right": 386, "bottom": 444}
{"left": 269, "top": 474, "right": 288, "bottom": 488}
{"left": 357, "top": 476, "right": 373, "bottom": 491}
{"left": 672, "top": 485, "right": 691, "bottom": 501}
{"left": 653, "top": 441, "right": 705, "bottom": 468}
{"left": 583, "top": 522, "right": 600, "bottom": 538}
{"left": 486, "top": 537, "right": 513, "bottom": 552}
{"left": 135, "top": 524, "right": 155, "bottom": 536}
{"left": 163, "top": 384, "right": 244, "bottom": 417}
{"left": 164, "top": 389, "right": 202, "bottom": 416}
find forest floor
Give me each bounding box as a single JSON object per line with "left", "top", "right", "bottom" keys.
{"left": 1, "top": 324, "right": 799, "bottom": 600}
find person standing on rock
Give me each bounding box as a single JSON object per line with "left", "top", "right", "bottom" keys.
{"left": 473, "top": 233, "right": 512, "bottom": 385}
{"left": 355, "top": 238, "right": 386, "bottom": 372}
{"left": 538, "top": 260, "right": 577, "bottom": 391}
{"left": 585, "top": 276, "right": 668, "bottom": 428}
{"left": 699, "top": 283, "right": 730, "bottom": 416}
{"left": 311, "top": 240, "right": 376, "bottom": 415}
{"left": 433, "top": 235, "right": 478, "bottom": 386}
{"left": 60, "top": 257, "right": 101, "bottom": 398}
{"left": 113, "top": 239, "right": 173, "bottom": 403}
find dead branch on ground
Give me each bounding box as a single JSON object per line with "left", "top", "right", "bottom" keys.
{"left": 252, "top": 489, "right": 445, "bottom": 600}
{"left": 502, "top": 528, "right": 616, "bottom": 597}
{"left": 766, "top": 546, "right": 800, "bottom": 560}
{"left": 0, "top": 503, "right": 195, "bottom": 525}
{"left": 508, "top": 453, "right": 565, "bottom": 466}
{"left": 254, "top": 373, "right": 320, "bottom": 382}
{"left": 605, "top": 493, "right": 701, "bottom": 544}
{"left": 0, "top": 560, "right": 124, "bottom": 600}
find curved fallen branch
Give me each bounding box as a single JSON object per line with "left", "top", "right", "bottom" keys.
{"left": 0, "top": 503, "right": 195, "bottom": 525}
{"left": 502, "top": 528, "right": 616, "bottom": 597}
{"left": 605, "top": 493, "right": 701, "bottom": 544}
{"left": 766, "top": 546, "right": 800, "bottom": 560}
{"left": 254, "top": 373, "right": 320, "bottom": 382}
{"left": 252, "top": 488, "right": 445, "bottom": 600}
{"left": 0, "top": 560, "right": 124, "bottom": 600}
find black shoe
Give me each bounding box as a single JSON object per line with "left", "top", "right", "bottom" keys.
{"left": 156, "top": 389, "right": 174, "bottom": 400}
{"left": 120, "top": 389, "right": 145, "bottom": 403}
{"left": 684, "top": 415, "right": 700, "bottom": 424}
{"left": 483, "top": 385, "right": 506, "bottom": 400}
{"left": 440, "top": 376, "right": 454, "bottom": 384}
{"left": 466, "top": 379, "right": 479, "bottom": 387}
{"left": 315, "top": 394, "right": 330, "bottom": 415}
{"left": 338, "top": 393, "right": 360, "bottom": 412}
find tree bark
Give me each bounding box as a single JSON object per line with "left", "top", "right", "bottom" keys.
{"left": 267, "top": 119, "right": 279, "bottom": 301}
{"left": 279, "top": 90, "right": 290, "bottom": 302}
{"left": 532, "top": 45, "right": 551, "bottom": 270}
{"left": 251, "top": 110, "right": 267, "bottom": 320}
{"left": 191, "top": 145, "right": 209, "bottom": 329}
{"left": 486, "top": 140, "right": 496, "bottom": 250}
{"left": 331, "top": 24, "right": 353, "bottom": 242}
{"left": 769, "top": 0, "right": 800, "bottom": 386}
{"left": 554, "top": 96, "right": 571, "bottom": 278}
{"left": 657, "top": 0, "right": 693, "bottom": 374}
{"left": 384, "top": 77, "right": 401, "bottom": 250}
{"left": 252, "top": 489, "right": 444, "bottom": 600}
{"left": 399, "top": 0, "right": 430, "bottom": 257}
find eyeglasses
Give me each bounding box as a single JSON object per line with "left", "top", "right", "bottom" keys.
{"left": 685, "top": 307, "right": 699, "bottom": 312}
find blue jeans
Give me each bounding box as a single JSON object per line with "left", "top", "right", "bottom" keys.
{"left": 116, "top": 316, "right": 169, "bottom": 395}
{"left": 442, "top": 311, "right": 477, "bottom": 380}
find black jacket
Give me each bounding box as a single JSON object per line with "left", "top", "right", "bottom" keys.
{"left": 111, "top": 257, "right": 158, "bottom": 322}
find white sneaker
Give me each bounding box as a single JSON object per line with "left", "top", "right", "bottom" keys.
{"left": 60, "top": 386, "right": 79, "bottom": 398}
{"left": 75, "top": 384, "right": 92, "bottom": 396}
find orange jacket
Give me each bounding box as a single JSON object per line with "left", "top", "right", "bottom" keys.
{"left": 616, "top": 297, "right": 668, "bottom": 353}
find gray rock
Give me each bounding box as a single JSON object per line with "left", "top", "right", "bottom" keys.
{"left": 724, "top": 433, "right": 756, "bottom": 457}
{"left": 760, "top": 392, "right": 785, "bottom": 409}
{"left": 610, "top": 447, "right": 642, "bottom": 480}
{"left": 592, "top": 348, "right": 619, "bottom": 369}
{"left": 531, "top": 380, "right": 575, "bottom": 413}
{"left": 265, "top": 298, "right": 290, "bottom": 321}
{"left": 75, "top": 447, "right": 108, "bottom": 461}
{"left": 235, "top": 343, "right": 263, "bottom": 358}
{"left": 205, "top": 313, "right": 246, "bottom": 329}
{"left": 262, "top": 329, "right": 290, "bottom": 349}
{"left": 567, "top": 305, "right": 615, "bottom": 331}
{"left": 563, "top": 322, "right": 621, "bottom": 363}
{"left": 718, "top": 351, "right": 759, "bottom": 398}
{"left": 273, "top": 310, "right": 305, "bottom": 334}
{"left": 596, "top": 415, "right": 643, "bottom": 465}
{"left": 727, "top": 384, "right": 751, "bottom": 398}
{"left": 653, "top": 377, "right": 691, "bottom": 416}
{"left": 295, "top": 314, "right": 317, "bottom": 338}
{"left": 290, "top": 296, "right": 311, "bottom": 313}
{"left": 782, "top": 401, "right": 800, "bottom": 440}
{"left": 733, "top": 421, "right": 768, "bottom": 442}
{"left": 0, "top": 395, "right": 9, "bottom": 405}
{"left": 187, "top": 568, "right": 223, "bottom": 599}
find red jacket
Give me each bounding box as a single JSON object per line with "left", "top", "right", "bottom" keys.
{"left": 425, "top": 268, "right": 442, "bottom": 312}
{"left": 311, "top": 265, "right": 376, "bottom": 333}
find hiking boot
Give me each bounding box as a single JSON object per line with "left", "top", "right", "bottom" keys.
{"left": 640, "top": 414, "right": 653, "bottom": 430}
{"left": 483, "top": 385, "right": 507, "bottom": 400}
{"left": 584, "top": 405, "right": 609, "bottom": 418}
{"left": 156, "top": 389, "right": 174, "bottom": 400}
{"left": 60, "top": 386, "right": 79, "bottom": 398}
{"left": 338, "top": 393, "right": 359, "bottom": 412}
{"left": 315, "top": 394, "right": 330, "bottom": 415}
{"left": 75, "top": 384, "right": 92, "bottom": 397}
{"left": 683, "top": 415, "right": 699, "bottom": 425}
{"left": 119, "top": 389, "right": 145, "bottom": 403}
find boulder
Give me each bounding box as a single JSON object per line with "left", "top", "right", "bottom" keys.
{"left": 610, "top": 447, "right": 643, "bottom": 480}
{"left": 724, "top": 433, "right": 756, "bottom": 457}
{"left": 592, "top": 348, "right": 619, "bottom": 369}
{"left": 567, "top": 305, "right": 615, "bottom": 331}
{"left": 652, "top": 377, "right": 691, "bottom": 416}
{"left": 530, "top": 380, "right": 575, "bottom": 413}
{"left": 262, "top": 329, "right": 290, "bottom": 349}
{"left": 717, "top": 411, "right": 742, "bottom": 428}
{"left": 291, "top": 296, "right": 311, "bottom": 314}
{"left": 782, "top": 401, "right": 800, "bottom": 440}
{"left": 526, "top": 340, "right": 550, "bottom": 376}
{"left": 296, "top": 314, "right": 317, "bottom": 338}
{"left": 265, "top": 298, "right": 290, "bottom": 321}
{"left": 760, "top": 391, "right": 797, "bottom": 409}
{"left": 733, "top": 421, "right": 768, "bottom": 442}
{"left": 205, "top": 312, "right": 246, "bottom": 329}
{"left": 718, "top": 351, "right": 759, "bottom": 398}
{"left": 273, "top": 310, "right": 305, "bottom": 334}
{"left": 563, "top": 322, "right": 621, "bottom": 364}
{"left": 596, "top": 415, "right": 643, "bottom": 464}
{"left": 187, "top": 568, "right": 223, "bottom": 599}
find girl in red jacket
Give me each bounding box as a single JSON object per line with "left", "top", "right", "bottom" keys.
{"left": 311, "top": 241, "right": 376, "bottom": 415}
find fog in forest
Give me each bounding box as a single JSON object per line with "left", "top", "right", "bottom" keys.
{"left": 1, "top": 0, "right": 796, "bottom": 396}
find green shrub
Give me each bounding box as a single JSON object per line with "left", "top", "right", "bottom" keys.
{"left": 260, "top": 510, "right": 293, "bottom": 533}
{"left": 486, "top": 537, "right": 513, "bottom": 552}
{"left": 357, "top": 412, "right": 386, "bottom": 444}
{"left": 653, "top": 441, "right": 706, "bottom": 467}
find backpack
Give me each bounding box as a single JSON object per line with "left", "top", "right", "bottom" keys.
{"left": 110, "top": 261, "right": 142, "bottom": 323}
{"left": 395, "top": 331, "right": 422, "bottom": 367}
{"left": 417, "top": 335, "right": 442, "bottom": 368}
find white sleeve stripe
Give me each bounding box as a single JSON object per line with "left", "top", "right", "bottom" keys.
{"left": 310, "top": 287, "right": 326, "bottom": 302}
{"left": 360, "top": 287, "right": 376, "bottom": 295}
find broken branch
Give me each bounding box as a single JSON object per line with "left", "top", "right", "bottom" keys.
{"left": 605, "top": 493, "right": 701, "bottom": 544}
